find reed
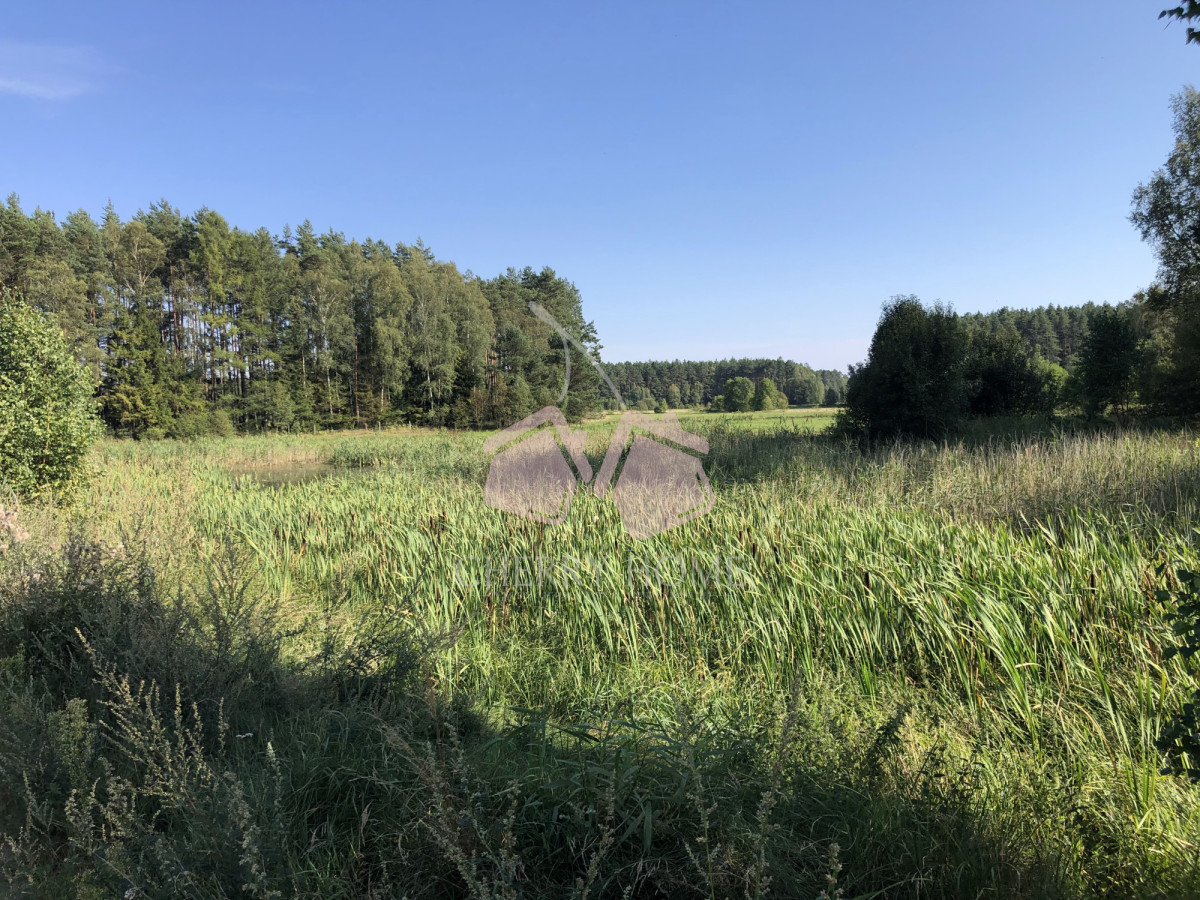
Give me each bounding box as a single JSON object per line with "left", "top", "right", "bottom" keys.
{"left": 3, "top": 419, "right": 1197, "bottom": 896}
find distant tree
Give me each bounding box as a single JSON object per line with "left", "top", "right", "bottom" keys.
{"left": 752, "top": 377, "right": 782, "bottom": 411}
{"left": 654, "top": 397, "right": 668, "bottom": 414}
{"left": 0, "top": 291, "right": 102, "bottom": 498}
{"left": 708, "top": 394, "right": 725, "bottom": 412}
{"left": 959, "top": 304, "right": 1108, "bottom": 371}
{"left": 609, "top": 358, "right": 836, "bottom": 410}
{"left": 1076, "top": 307, "right": 1139, "bottom": 417}
{"left": 839, "top": 296, "right": 969, "bottom": 439}
{"left": 498, "top": 373, "right": 534, "bottom": 422}
{"left": 102, "top": 301, "right": 173, "bottom": 438}
{"left": 1032, "top": 358, "right": 1068, "bottom": 415}
{"left": 723, "top": 376, "right": 755, "bottom": 412}
{"left": 817, "top": 369, "right": 847, "bottom": 406}
{"left": 785, "top": 364, "right": 824, "bottom": 406}
{"left": 666, "top": 383, "right": 682, "bottom": 408}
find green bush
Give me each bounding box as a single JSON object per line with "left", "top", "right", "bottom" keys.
{"left": 753, "top": 377, "right": 785, "bottom": 411}
{"left": 207, "top": 408, "right": 235, "bottom": 438}
{"left": 0, "top": 292, "right": 102, "bottom": 499}
{"left": 723, "top": 376, "right": 755, "bottom": 412}
{"left": 839, "top": 296, "right": 969, "bottom": 440}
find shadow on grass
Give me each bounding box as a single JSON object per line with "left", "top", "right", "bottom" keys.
{"left": 0, "top": 534, "right": 1190, "bottom": 898}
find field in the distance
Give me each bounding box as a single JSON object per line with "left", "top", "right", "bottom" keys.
{"left": 608, "top": 405, "right": 838, "bottom": 433}
{"left": 5, "top": 411, "right": 1200, "bottom": 898}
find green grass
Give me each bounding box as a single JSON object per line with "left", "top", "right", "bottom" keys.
{"left": 2, "top": 412, "right": 1199, "bottom": 897}
{"left": 598, "top": 404, "right": 838, "bottom": 433}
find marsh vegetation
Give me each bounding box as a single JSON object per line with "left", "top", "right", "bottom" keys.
{"left": 1, "top": 416, "right": 1198, "bottom": 897}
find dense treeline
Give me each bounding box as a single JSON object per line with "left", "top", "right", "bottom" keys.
{"left": 606, "top": 359, "right": 847, "bottom": 410}
{"left": 840, "top": 289, "right": 1196, "bottom": 439}
{"left": 958, "top": 304, "right": 1103, "bottom": 369}
{"left": 840, "top": 88, "right": 1200, "bottom": 439}
{"left": 0, "top": 196, "right": 606, "bottom": 436}
{"left": 0, "top": 192, "right": 855, "bottom": 437}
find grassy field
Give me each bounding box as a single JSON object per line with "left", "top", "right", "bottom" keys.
{"left": 593, "top": 405, "right": 838, "bottom": 434}
{"left": 2, "top": 412, "right": 1200, "bottom": 897}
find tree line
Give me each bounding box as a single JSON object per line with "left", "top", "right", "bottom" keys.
{"left": 958, "top": 304, "right": 1101, "bottom": 370}
{"left": 0, "top": 197, "right": 862, "bottom": 436}
{"left": 0, "top": 197, "right": 613, "bottom": 436}
{"left": 838, "top": 88, "right": 1200, "bottom": 440}
{"left": 606, "top": 359, "right": 847, "bottom": 412}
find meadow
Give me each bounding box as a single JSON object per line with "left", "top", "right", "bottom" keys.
{"left": 2, "top": 411, "right": 1199, "bottom": 898}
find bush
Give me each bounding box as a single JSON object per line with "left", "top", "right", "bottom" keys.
{"left": 1033, "top": 358, "right": 1068, "bottom": 415}
{"left": 723, "top": 376, "right": 755, "bottom": 412}
{"left": 0, "top": 292, "right": 102, "bottom": 499}
{"left": 965, "top": 328, "right": 1044, "bottom": 417}
{"left": 207, "top": 408, "right": 236, "bottom": 438}
{"left": 839, "top": 296, "right": 969, "bottom": 440}
{"left": 753, "top": 377, "right": 785, "bottom": 411}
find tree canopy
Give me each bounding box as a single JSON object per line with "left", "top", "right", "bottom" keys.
{"left": 0, "top": 196, "right": 606, "bottom": 435}
{"left": 1130, "top": 88, "right": 1200, "bottom": 414}
{"left": 1160, "top": 3, "right": 1200, "bottom": 45}
{"left": 605, "top": 358, "right": 843, "bottom": 411}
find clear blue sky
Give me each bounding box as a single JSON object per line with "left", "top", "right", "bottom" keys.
{"left": 1, "top": 2, "right": 1195, "bottom": 370}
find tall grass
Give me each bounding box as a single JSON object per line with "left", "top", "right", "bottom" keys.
{"left": 2, "top": 420, "right": 1198, "bottom": 896}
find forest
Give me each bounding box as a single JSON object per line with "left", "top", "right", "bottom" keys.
{"left": 0, "top": 196, "right": 616, "bottom": 436}
{"left": 0, "top": 192, "right": 1149, "bottom": 439}
{"left": 959, "top": 303, "right": 1106, "bottom": 369}
{"left": 605, "top": 359, "right": 846, "bottom": 410}
{"left": 0, "top": 197, "right": 865, "bottom": 437}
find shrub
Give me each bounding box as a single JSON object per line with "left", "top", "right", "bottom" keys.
{"left": 723, "top": 376, "right": 755, "bottom": 412}
{"left": 207, "top": 408, "right": 235, "bottom": 438}
{"left": 965, "top": 328, "right": 1044, "bottom": 417}
{"left": 0, "top": 292, "right": 102, "bottom": 499}
{"left": 839, "top": 296, "right": 969, "bottom": 440}
{"left": 753, "top": 377, "right": 784, "bottom": 411}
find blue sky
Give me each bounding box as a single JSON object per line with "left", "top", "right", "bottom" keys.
{"left": 1, "top": 2, "right": 1195, "bottom": 369}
